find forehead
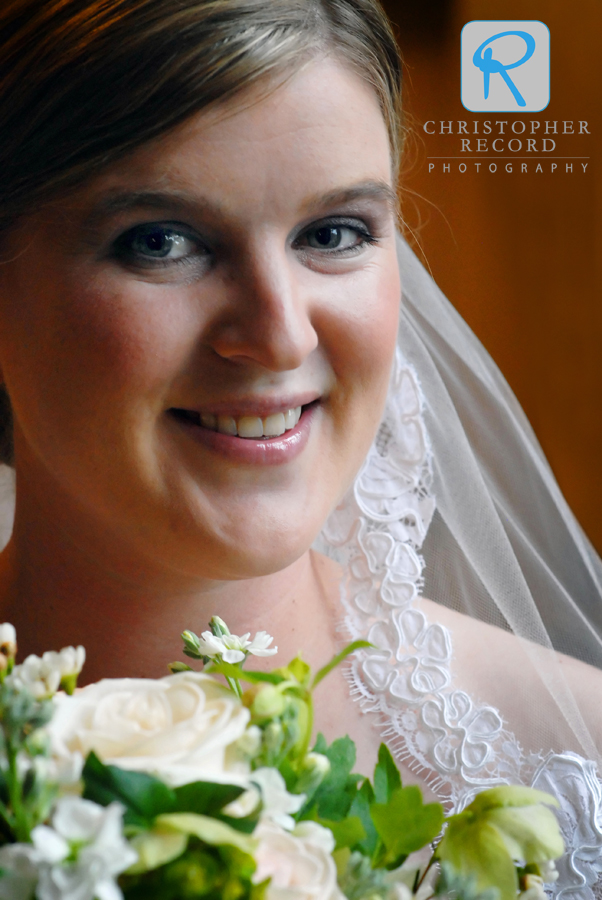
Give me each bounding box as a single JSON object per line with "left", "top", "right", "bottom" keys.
{"left": 73, "top": 56, "right": 394, "bottom": 222}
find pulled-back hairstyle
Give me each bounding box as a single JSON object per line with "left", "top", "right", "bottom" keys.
{"left": 0, "top": 0, "right": 403, "bottom": 464}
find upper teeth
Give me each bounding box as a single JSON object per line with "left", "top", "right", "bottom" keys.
{"left": 200, "top": 407, "right": 302, "bottom": 438}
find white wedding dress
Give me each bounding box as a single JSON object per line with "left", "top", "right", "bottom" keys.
{"left": 0, "top": 238, "right": 600, "bottom": 898}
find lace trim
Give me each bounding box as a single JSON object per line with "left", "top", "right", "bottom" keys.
{"left": 314, "top": 350, "right": 602, "bottom": 896}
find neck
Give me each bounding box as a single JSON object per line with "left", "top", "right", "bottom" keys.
{"left": 0, "top": 467, "right": 343, "bottom": 684}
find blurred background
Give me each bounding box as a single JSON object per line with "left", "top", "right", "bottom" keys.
{"left": 380, "top": 0, "right": 601, "bottom": 555}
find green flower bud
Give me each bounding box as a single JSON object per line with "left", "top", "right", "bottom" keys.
{"left": 264, "top": 720, "right": 284, "bottom": 752}
{"left": 252, "top": 685, "right": 286, "bottom": 720}
{"left": 295, "top": 752, "right": 331, "bottom": 795}
{"left": 209, "top": 616, "right": 230, "bottom": 637}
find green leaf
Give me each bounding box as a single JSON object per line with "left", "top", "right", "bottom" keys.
{"left": 127, "top": 826, "right": 188, "bottom": 874}
{"left": 207, "top": 662, "right": 285, "bottom": 685}
{"left": 484, "top": 804, "right": 564, "bottom": 862}
{"left": 467, "top": 786, "right": 559, "bottom": 815}
{"left": 156, "top": 813, "right": 257, "bottom": 856}
{"left": 349, "top": 779, "right": 378, "bottom": 856}
{"left": 437, "top": 786, "right": 564, "bottom": 900}
{"left": 82, "top": 753, "right": 176, "bottom": 826}
{"left": 282, "top": 657, "right": 311, "bottom": 686}
{"left": 312, "top": 641, "right": 374, "bottom": 689}
{"left": 371, "top": 785, "right": 444, "bottom": 868}
{"left": 305, "top": 736, "right": 360, "bottom": 821}
{"left": 215, "top": 811, "right": 260, "bottom": 835}
{"left": 173, "top": 782, "right": 244, "bottom": 816}
{"left": 319, "top": 815, "right": 366, "bottom": 850}
{"left": 373, "top": 743, "right": 402, "bottom": 804}
{"left": 312, "top": 733, "right": 328, "bottom": 755}
{"left": 438, "top": 817, "right": 518, "bottom": 900}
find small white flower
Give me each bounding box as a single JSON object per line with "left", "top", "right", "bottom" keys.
{"left": 196, "top": 630, "right": 277, "bottom": 664}
{"left": 235, "top": 724, "right": 263, "bottom": 760}
{"left": 223, "top": 767, "right": 305, "bottom": 826}
{"left": 0, "top": 843, "right": 39, "bottom": 900}
{"left": 7, "top": 646, "right": 85, "bottom": 699}
{"left": 196, "top": 631, "right": 247, "bottom": 663}
{"left": 246, "top": 631, "right": 278, "bottom": 657}
{"left": 388, "top": 885, "right": 413, "bottom": 900}
{"left": 537, "top": 860, "right": 559, "bottom": 883}
{"left": 519, "top": 874, "right": 547, "bottom": 900}
{"left": 0, "top": 622, "right": 17, "bottom": 655}
{"left": 45, "top": 647, "right": 86, "bottom": 680}
{"left": 252, "top": 768, "right": 305, "bottom": 830}
{"left": 31, "top": 796, "right": 137, "bottom": 900}
{"left": 8, "top": 655, "right": 61, "bottom": 700}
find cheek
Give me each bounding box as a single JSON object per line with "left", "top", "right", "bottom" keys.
{"left": 317, "top": 254, "right": 400, "bottom": 483}
{"left": 1, "top": 265, "right": 197, "bottom": 453}
{"left": 327, "top": 256, "right": 400, "bottom": 402}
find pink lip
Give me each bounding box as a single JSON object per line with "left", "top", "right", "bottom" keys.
{"left": 170, "top": 402, "right": 318, "bottom": 465}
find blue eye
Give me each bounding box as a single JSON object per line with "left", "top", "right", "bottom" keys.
{"left": 307, "top": 226, "right": 344, "bottom": 249}
{"left": 301, "top": 222, "right": 376, "bottom": 253}
{"left": 116, "top": 223, "right": 203, "bottom": 264}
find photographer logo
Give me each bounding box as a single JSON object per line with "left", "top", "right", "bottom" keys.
{"left": 461, "top": 21, "right": 550, "bottom": 112}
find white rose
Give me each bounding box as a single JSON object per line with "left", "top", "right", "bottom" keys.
{"left": 46, "top": 672, "right": 251, "bottom": 787}
{"left": 253, "top": 820, "right": 345, "bottom": 899}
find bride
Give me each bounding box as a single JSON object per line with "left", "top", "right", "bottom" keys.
{"left": 0, "top": 0, "right": 601, "bottom": 895}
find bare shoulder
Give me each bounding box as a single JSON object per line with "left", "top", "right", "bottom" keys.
{"left": 416, "top": 597, "right": 602, "bottom": 753}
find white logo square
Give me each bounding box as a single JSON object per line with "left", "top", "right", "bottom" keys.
{"left": 461, "top": 21, "right": 550, "bottom": 113}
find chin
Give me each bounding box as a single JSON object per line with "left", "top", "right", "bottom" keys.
{"left": 196, "top": 516, "right": 319, "bottom": 580}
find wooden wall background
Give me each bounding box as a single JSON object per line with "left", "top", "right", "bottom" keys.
{"left": 381, "top": 0, "right": 602, "bottom": 554}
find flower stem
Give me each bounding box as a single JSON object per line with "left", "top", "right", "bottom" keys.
{"left": 6, "top": 740, "right": 29, "bottom": 841}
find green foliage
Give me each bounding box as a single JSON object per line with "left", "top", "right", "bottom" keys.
{"left": 298, "top": 736, "right": 444, "bottom": 878}
{"left": 301, "top": 735, "right": 360, "bottom": 821}
{"left": 120, "top": 837, "right": 263, "bottom": 900}
{"left": 311, "top": 641, "right": 373, "bottom": 689}
{"left": 320, "top": 816, "right": 367, "bottom": 851}
{"left": 0, "top": 683, "right": 56, "bottom": 842}
{"left": 371, "top": 785, "right": 444, "bottom": 869}
{"left": 373, "top": 744, "right": 402, "bottom": 804}
{"left": 83, "top": 753, "right": 178, "bottom": 828}
{"left": 83, "top": 753, "right": 252, "bottom": 832}
{"left": 349, "top": 779, "right": 378, "bottom": 857}
{"left": 435, "top": 861, "right": 500, "bottom": 900}
{"left": 208, "top": 663, "right": 286, "bottom": 687}
{"left": 437, "top": 786, "right": 564, "bottom": 900}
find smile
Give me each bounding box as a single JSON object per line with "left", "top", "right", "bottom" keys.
{"left": 187, "top": 406, "right": 303, "bottom": 440}
{"left": 169, "top": 401, "right": 319, "bottom": 465}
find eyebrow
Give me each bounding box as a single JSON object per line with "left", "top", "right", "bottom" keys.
{"left": 83, "top": 179, "right": 399, "bottom": 230}
{"left": 301, "top": 181, "right": 399, "bottom": 215}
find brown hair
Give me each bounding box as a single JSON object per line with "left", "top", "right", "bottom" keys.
{"left": 0, "top": 0, "right": 403, "bottom": 465}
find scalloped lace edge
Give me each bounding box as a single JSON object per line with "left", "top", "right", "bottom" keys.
{"left": 314, "top": 349, "right": 602, "bottom": 898}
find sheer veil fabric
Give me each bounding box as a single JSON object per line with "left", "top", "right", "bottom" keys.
{"left": 313, "top": 236, "right": 602, "bottom": 898}
{"left": 0, "top": 237, "right": 601, "bottom": 896}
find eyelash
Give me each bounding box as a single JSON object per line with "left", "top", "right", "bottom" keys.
{"left": 111, "top": 217, "right": 378, "bottom": 270}
{"left": 294, "top": 218, "right": 379, "bottom": 256}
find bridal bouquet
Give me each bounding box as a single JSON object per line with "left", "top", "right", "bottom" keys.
{"left": 0, "top": 619, "right": 563, "bottom": 900}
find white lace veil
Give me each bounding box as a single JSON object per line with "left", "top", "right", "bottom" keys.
{"left": 313, "top": 235, "right": 602, "bottom": 820}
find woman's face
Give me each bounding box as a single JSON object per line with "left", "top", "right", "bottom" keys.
{"left": 0, "top": 57, "right": 400, "bottom": 580}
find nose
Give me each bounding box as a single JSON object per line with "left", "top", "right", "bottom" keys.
{"left": 208, "top": 240, "right": 318, "bottom": 372}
